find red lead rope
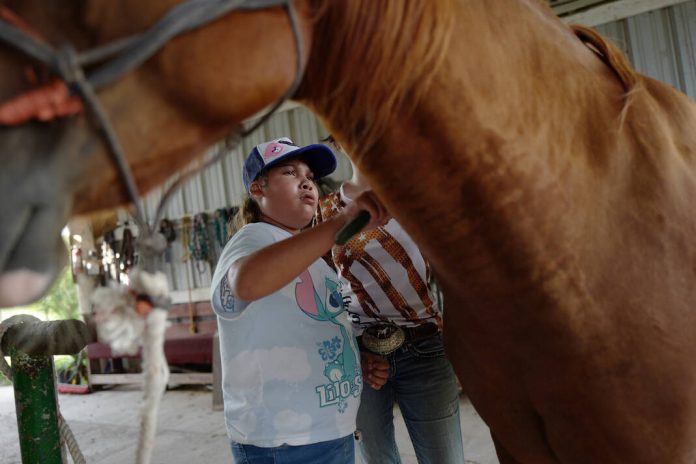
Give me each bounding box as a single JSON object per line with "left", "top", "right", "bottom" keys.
{"left": 0, "top": 6, "right": 84, "bottom": 125}
{"left": 0, "top": 79, "right": 83, "bottom": 125}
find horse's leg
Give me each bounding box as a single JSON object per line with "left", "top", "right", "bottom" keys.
{"left": 491, "top": 433, "right": 526, "bottom": 464}
{"left": 490, "top": 420, "right": 563, "bottom": 464}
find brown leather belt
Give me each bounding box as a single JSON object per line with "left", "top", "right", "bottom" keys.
{"left": 357, "top": 322, "right": 440, "bottom": 355}
{"left": 401, "top": 322, "right": 440, "bottom": 342}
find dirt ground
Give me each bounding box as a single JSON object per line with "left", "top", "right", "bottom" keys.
{"left": 0, "top": 385, "right": 497, "bottom": 463}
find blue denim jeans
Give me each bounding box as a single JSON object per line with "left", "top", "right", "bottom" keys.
{"left": 356, "top": 333, "right": 464, "bottom": 464}
{"left": 230, "top": 434, "right": 354, "bottom": 464}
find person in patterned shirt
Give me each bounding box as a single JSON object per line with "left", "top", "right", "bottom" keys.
{"left": 317, "top": 136, "right": 465, "bottom": 464}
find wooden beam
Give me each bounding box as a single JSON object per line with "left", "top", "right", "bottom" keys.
{"left": 564, "top": 0, "right": 691, "bottom": 26}
{"left": 170, "top": 287, "right": 211, "bottom": 304}
{"left": 89, "top": 372, "right": 213, "bottom": 385}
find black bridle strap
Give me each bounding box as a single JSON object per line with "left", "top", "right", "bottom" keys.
{"left": 153, "top": 1, "right": 305, "bottom": 231}
{"left": 0, "top": 0, "right": 306, "bottom": 272}
{"left": 0, "top": 0, "right": 292, "bottom": 89}
{"left": 0, "top": 13, "right": 55, "bottom": 66}
{"left": 151, "top": 0, "right": 305, "bottom": 240}
{"left": 87, "top": 0, "right": 294, "bottom": 89}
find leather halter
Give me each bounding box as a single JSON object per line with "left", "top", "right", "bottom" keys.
{"left": 0, "top": 0, "right": 305, "bottom": 271}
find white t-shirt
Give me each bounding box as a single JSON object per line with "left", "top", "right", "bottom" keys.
{"left": 210, "top": 222, "right": 362, "bottom": 447}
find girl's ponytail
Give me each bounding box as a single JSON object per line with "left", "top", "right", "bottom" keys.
{"left": 234, "top": 196, "right": 262, "bottom": 229}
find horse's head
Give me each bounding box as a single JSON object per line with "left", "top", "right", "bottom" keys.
{"left": 0, "top": 0, "right": 313, "bottom": 306}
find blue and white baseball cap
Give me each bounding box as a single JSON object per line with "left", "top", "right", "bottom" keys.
{"left": 243, "top": 137, "right": 337, "bottom": 191}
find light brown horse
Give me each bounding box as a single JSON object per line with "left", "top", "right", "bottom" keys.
{"left": 2, "top": 1, "right": 696, "bottom": 462}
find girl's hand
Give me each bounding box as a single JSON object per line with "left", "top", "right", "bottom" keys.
{"left": 360, "top": 351, "right": 390, "bottom": 390}
{"left": 342, "top": 190, "right": 391, "bottom": 232}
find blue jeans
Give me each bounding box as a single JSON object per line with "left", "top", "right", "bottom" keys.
{"left": 356, "top": 333, "right": 464, "bottom": 464}
{"left": 230, "top": 434, "right": 354, "bottom": 464}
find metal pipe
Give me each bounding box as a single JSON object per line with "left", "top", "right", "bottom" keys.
{"left": 2, "top": 315, "right": 90, "bottom": 464}
{"left": 0, "top": 316, "right": 91, "bottom": 356}
{"left": 10, "top": 348, "right": 64, "bottom": 463}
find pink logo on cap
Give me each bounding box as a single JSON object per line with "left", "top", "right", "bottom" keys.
{"left": 263, "top": 142, "right": 285, "bottom": 160}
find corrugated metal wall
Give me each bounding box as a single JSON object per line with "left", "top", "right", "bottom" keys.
{"left": 595, "top": 1, "right": 696, "bottom": 99}
{"left": 549, "top": 0, "right": 615, "bottom": 17}
{"left": 132, "top": 1, "right": 696, "bottom": 299}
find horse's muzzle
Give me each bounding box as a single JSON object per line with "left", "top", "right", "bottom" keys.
{"left": 0, "top": 121, "right": 91, "bottom": 306}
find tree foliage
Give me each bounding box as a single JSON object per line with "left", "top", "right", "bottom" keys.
{"left": 36, "top": 267, "right": 80, "bottom": 321}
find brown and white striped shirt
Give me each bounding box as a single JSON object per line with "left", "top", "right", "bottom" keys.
{"left": 317, "top": 188, "right": 442, "bottom": 335}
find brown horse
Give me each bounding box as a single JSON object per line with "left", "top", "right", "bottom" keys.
{"left": 2, "top": 1, "right": 696, "bottom": 462}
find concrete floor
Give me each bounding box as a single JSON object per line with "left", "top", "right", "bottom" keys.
{"left": 0, "top": 385, "right": 497, "bottom": 464}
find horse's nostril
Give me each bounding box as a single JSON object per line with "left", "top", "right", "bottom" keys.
{"left": 0, "top": 269, "right": 54, "bottom": 307}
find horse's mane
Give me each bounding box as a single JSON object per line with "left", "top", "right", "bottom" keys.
{"left": 298, "top": 2, "right": 642, "bottom": 152}
{"left": 571, "top": 24, "right": 639, "bottom": 92}
{"left": 299, "top": 0, "right": 455, "bottom": 156}
{"left": 571, "top": 24, "right": 642, "bottom": 126}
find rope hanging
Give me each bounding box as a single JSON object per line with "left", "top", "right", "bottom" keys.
{"left": 159, "top": 219, "right": 177, "bottom": 263}
{"left": 189, "top": 212, "right": 213, "bottom": 273}
{"left": 213, "top": 207, "right": 231, "bottom": 247}
{"left": 180, "top": 216, "right": 193, "bottom": 263}
{"left": 135, "top": 308, "right": 169, "bottom": 464}
{"left": 91, "top": 269, "right": 171, "bottom": 464}
{"left": 120, "top": 225, "right": 136, "bottom": 275}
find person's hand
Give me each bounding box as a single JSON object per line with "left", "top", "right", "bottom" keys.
{"left": 342, "top": 190, "right": 391, "bottom": 232}
{"left": 360, "top": 351, "right": 389, "bottom": 390}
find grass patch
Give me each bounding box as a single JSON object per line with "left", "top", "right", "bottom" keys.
{"left": 0, "top": 369, "right": 10, "bottom": 387}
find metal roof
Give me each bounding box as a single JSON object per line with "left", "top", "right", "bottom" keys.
{"left": 548, "top": 0, "right": 616, "bottom": 16}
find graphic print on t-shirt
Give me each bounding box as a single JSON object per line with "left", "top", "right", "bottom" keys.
{"left": 295, "top": 269, "right": 362, "bottom": 413}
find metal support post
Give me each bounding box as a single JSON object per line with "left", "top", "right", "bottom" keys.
{"left": 1, "top": 315, "right": 90, "bottom": 464}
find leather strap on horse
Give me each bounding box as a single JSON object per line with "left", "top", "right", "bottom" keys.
{"left": 0, "top": 7, "right": 38, "bottom": 39}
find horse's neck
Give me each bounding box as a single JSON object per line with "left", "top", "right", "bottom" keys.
{"left": 307, "top": 0, "right": 626, "bottom": 184}
{"left": 309, "top": 0, "right": 633, "bottom": 312}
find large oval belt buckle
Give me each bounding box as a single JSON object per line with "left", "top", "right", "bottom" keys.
{"left": 361, "top": 323, "right": 405, "bottom": 355}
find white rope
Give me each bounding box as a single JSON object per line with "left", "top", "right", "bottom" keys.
{"left": 0, "top": 318, "right": 87, "bottom": 464}
{"left": 91, "top": 269, "right": 171, "bottom": 464}
{"left": 136, "top": 308, "right": 169, "bottom": 464}
{"left": 58, "top": 412, "right": 87, "bottom": 464}
{"left": 128, "top": 269, "right": 170, "bottom": 464}
{"left": 91, "top": 286, "right": 145, "bottom": 356}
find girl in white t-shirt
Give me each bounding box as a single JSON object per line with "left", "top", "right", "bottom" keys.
{"left": 210, "top": 137, "right": 389, "bottom": 464}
